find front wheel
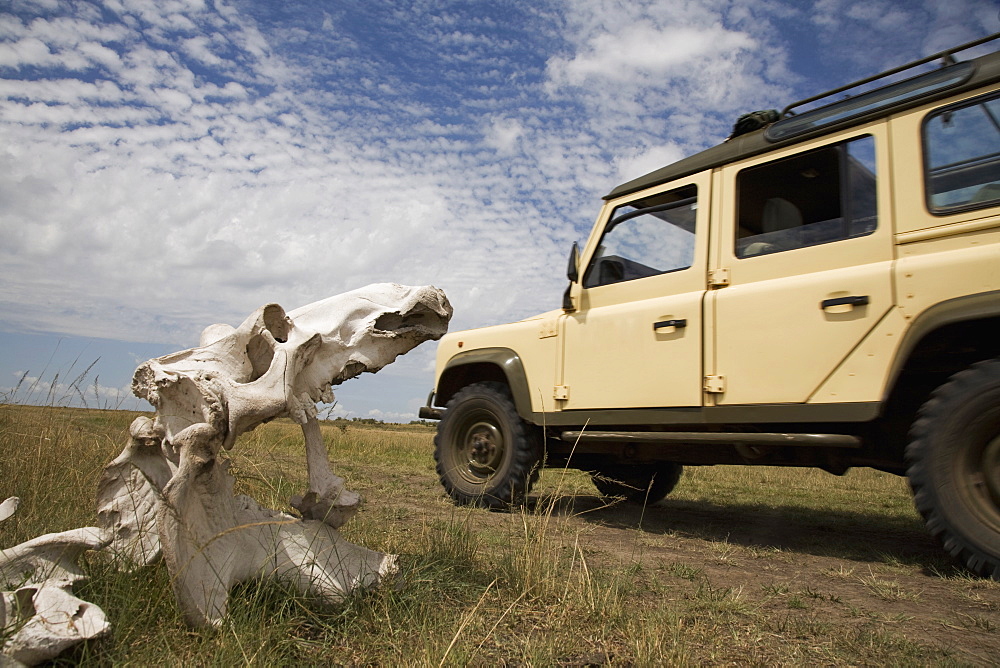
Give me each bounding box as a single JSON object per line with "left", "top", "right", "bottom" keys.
{"left": 906, "top": 358, "right": 1000, "bottom": 579}
{"left": 590, "top": 462, "right": 683, "bottom": 505}
{"left": 434, "top": 382, "right": 542, "bottom": 509}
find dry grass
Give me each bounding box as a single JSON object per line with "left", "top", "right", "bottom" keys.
{"left": 1, "top": 404, "right": 993, "bottom": 665}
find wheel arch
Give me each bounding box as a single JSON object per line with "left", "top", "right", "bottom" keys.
{"left": 884, "top": 290, "right": 1000, "bottom": 406}
{"left": 436, "top": 347, "right": 535, "bottom": 421}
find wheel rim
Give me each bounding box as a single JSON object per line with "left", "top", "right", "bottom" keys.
{"left": 959, "top": 432, "right": 1000, "bottom": 533}
{"left": 455, "top": 413, "right": 506, "bottom": 484}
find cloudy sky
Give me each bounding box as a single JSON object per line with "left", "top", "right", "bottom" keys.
{"left": 1, "top": 0, "right": 997, "bottom": 421}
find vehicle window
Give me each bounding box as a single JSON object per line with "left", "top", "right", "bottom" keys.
{"left": 924, "top": 93, "right": 1000, "bottom": 212}
{"left": 735, "top": 136, "right": 877, "bottom": 258}
{"left": 583, "top": 185, "right": 697, "bottom": 289}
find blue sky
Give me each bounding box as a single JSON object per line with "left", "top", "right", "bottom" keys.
{"left": 1, "top": 0, "right": 997, "bottom": 421}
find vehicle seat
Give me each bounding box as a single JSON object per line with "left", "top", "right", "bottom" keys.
{"left": 742, "top": 198, "right": 803, "bottom": 256}
{"left": 762, "top": 197, "right": 803, "bottom": 233}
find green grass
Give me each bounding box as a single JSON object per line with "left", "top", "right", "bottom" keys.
{"left": 0, "top": 404, "right": 990, "bottom": 665}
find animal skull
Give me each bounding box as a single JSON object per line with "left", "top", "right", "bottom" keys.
{"left": 133, "top": 282, "right": 453, "bottom": 449}
{"left": 101, "top": 283, "right": 452, "bottom": 626}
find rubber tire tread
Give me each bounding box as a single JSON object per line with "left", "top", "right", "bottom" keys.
{"left": 591, "top": 462, "right": 683, "bottom": 505}
{"left": 906, "top": 358, "right": 1000, "bottom": 580}
{"left": 434, "top": 381, "right": 541, "bottom": 509}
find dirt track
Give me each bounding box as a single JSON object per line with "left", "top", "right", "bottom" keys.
{"left": 566, "top": 495, "right": 998, "bottom": 662}
{"left": 377, "top": 474, "right": 1000, "bottom": 665}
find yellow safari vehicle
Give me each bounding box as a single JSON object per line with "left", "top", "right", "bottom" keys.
{"left": 421, "top": 34, "right": 1000, "bottom": 578}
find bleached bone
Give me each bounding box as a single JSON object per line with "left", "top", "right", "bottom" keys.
{"left": 102, "top": 283, "right": 450, "bottom": 626}
{"left": 289, "top": 415, "right": 361, "bottom": 528}
{"left": 134, "top": 283, "right": 453, "bottom": 448}
{"left": 0, "top": 506, "right": 110, "bottom": 666}
{"left": 0, "top": 498, "right": 18, "bottom": 523}
{"left": 96, "top": 416, "right": 176, "bottom": 567}
{"left": 156, "top": 452, "right": 396, "bottom": 627}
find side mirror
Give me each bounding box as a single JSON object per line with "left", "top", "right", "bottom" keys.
{"left": 563, "top": 242, "right": 580, "bottom": 312}
{"left": 566, "top": 242, "right": 580, "bottom": 283}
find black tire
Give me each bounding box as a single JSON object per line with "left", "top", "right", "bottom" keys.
{"left": 434, "top": 382, "right": 542, "bottom": 509}
{"left": 590, "top": 462, "right": 683, "bottom": 505}
{"left": 906, "top": 358, "right": 1000, "bottom": 579}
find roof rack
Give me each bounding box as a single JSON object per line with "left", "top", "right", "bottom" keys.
{"left": 778, "top": 32, "right": 1000, "bottom": 119}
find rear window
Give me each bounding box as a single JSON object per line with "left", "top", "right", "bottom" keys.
{"left": 735, "top": 136, "right": 877, "bottom": 258}
{"left": 924, "top": 92, "right": 1000, "bottom": 214}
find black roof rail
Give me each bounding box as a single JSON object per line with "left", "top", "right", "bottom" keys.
{"left": 779, "top": 32, "right": 1000, "bottom": 119}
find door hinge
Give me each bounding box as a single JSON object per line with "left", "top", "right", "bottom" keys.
{"left": 554, "top": 385, "right": 570, "bottom": 401}
{"left": 704, "top": 375, "right": 726, "bottom": 393}
{"left": 708, "top": 268, "right": 730, "bottom": 287}
{"left": 539, "top": 319, "right": 559, "bottom": 339}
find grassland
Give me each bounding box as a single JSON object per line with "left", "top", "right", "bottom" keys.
{"left": 2, "top": 403, "right": 999, "bottom": 666}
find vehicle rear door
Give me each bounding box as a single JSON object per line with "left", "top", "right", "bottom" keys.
{"left": 708, "top": 127, "right": 896, "bottom": 406}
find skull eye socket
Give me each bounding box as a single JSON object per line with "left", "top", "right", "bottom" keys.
{"left": 246, "top": 335, "right": 275, "bottom": 381}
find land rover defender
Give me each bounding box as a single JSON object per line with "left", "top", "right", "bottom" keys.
{"left": 422, "top": 35, "right": 1000, "bottom": 578}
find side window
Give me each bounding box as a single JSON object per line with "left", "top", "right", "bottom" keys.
{"left": 583, "top": 185, "right": 697, "bottom": 289}
{"left": 924, "top": 93, "right": 1000, "bottom": 213}
{"left": 735, "top": 136, "right": 877, "bottom": 258}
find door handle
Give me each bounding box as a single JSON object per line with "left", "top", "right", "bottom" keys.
{"left": 653, "top": 319, "right": 687, "bottom": 330}
{"left": 821, "top": 295, "right": 869, "bottom": 309}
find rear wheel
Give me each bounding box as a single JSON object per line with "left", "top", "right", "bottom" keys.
{"left": 434, "top": 382, "right": 542, "bottom": 509}
{"left": 590, "top": 462, "right": 683, "bottom": 505}
{"left": 907, "top": 358, "right": 1000, "bottom": 579}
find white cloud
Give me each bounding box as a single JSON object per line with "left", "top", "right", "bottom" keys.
{"left": 0, "top": 0, "right": 993, "bottom": 418}
{"left": 613, "top": 143, "right": 687, "bottom": 183}
{"left": 539, "top": 0, "right": 794, "bottom": 166}
{"left": 548, "top": 23, "right": 755, "bottom": 85}
{"left": 365, "top": 408, "right": 418, "bottom": 423}
{"left": 0, "top": 36, "right": 58, "bottom": 68}
{"left": 483, "top": 116, "right": 524, "bottom": 155}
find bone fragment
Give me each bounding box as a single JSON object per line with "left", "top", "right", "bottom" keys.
{"left": 290, "top": 416, "right": 360, "bottom": 528}
{"left": 157, "top": 458, "right": 395, "bottom": 626}
{"left": 0, "top": 498, "right": 18, "bottom": 524}
{"left": 0, "top": 506, "right": 110, "bottom": 666}
{"left": 96, "top": 416, "right": 176, "bottom": 566}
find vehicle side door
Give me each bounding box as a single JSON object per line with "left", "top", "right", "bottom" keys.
{"left": 559, "top": 172, "right": 710, "bottom": 410}
{"left": 709, "top": 127, "right": 896, "bottom": 406}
